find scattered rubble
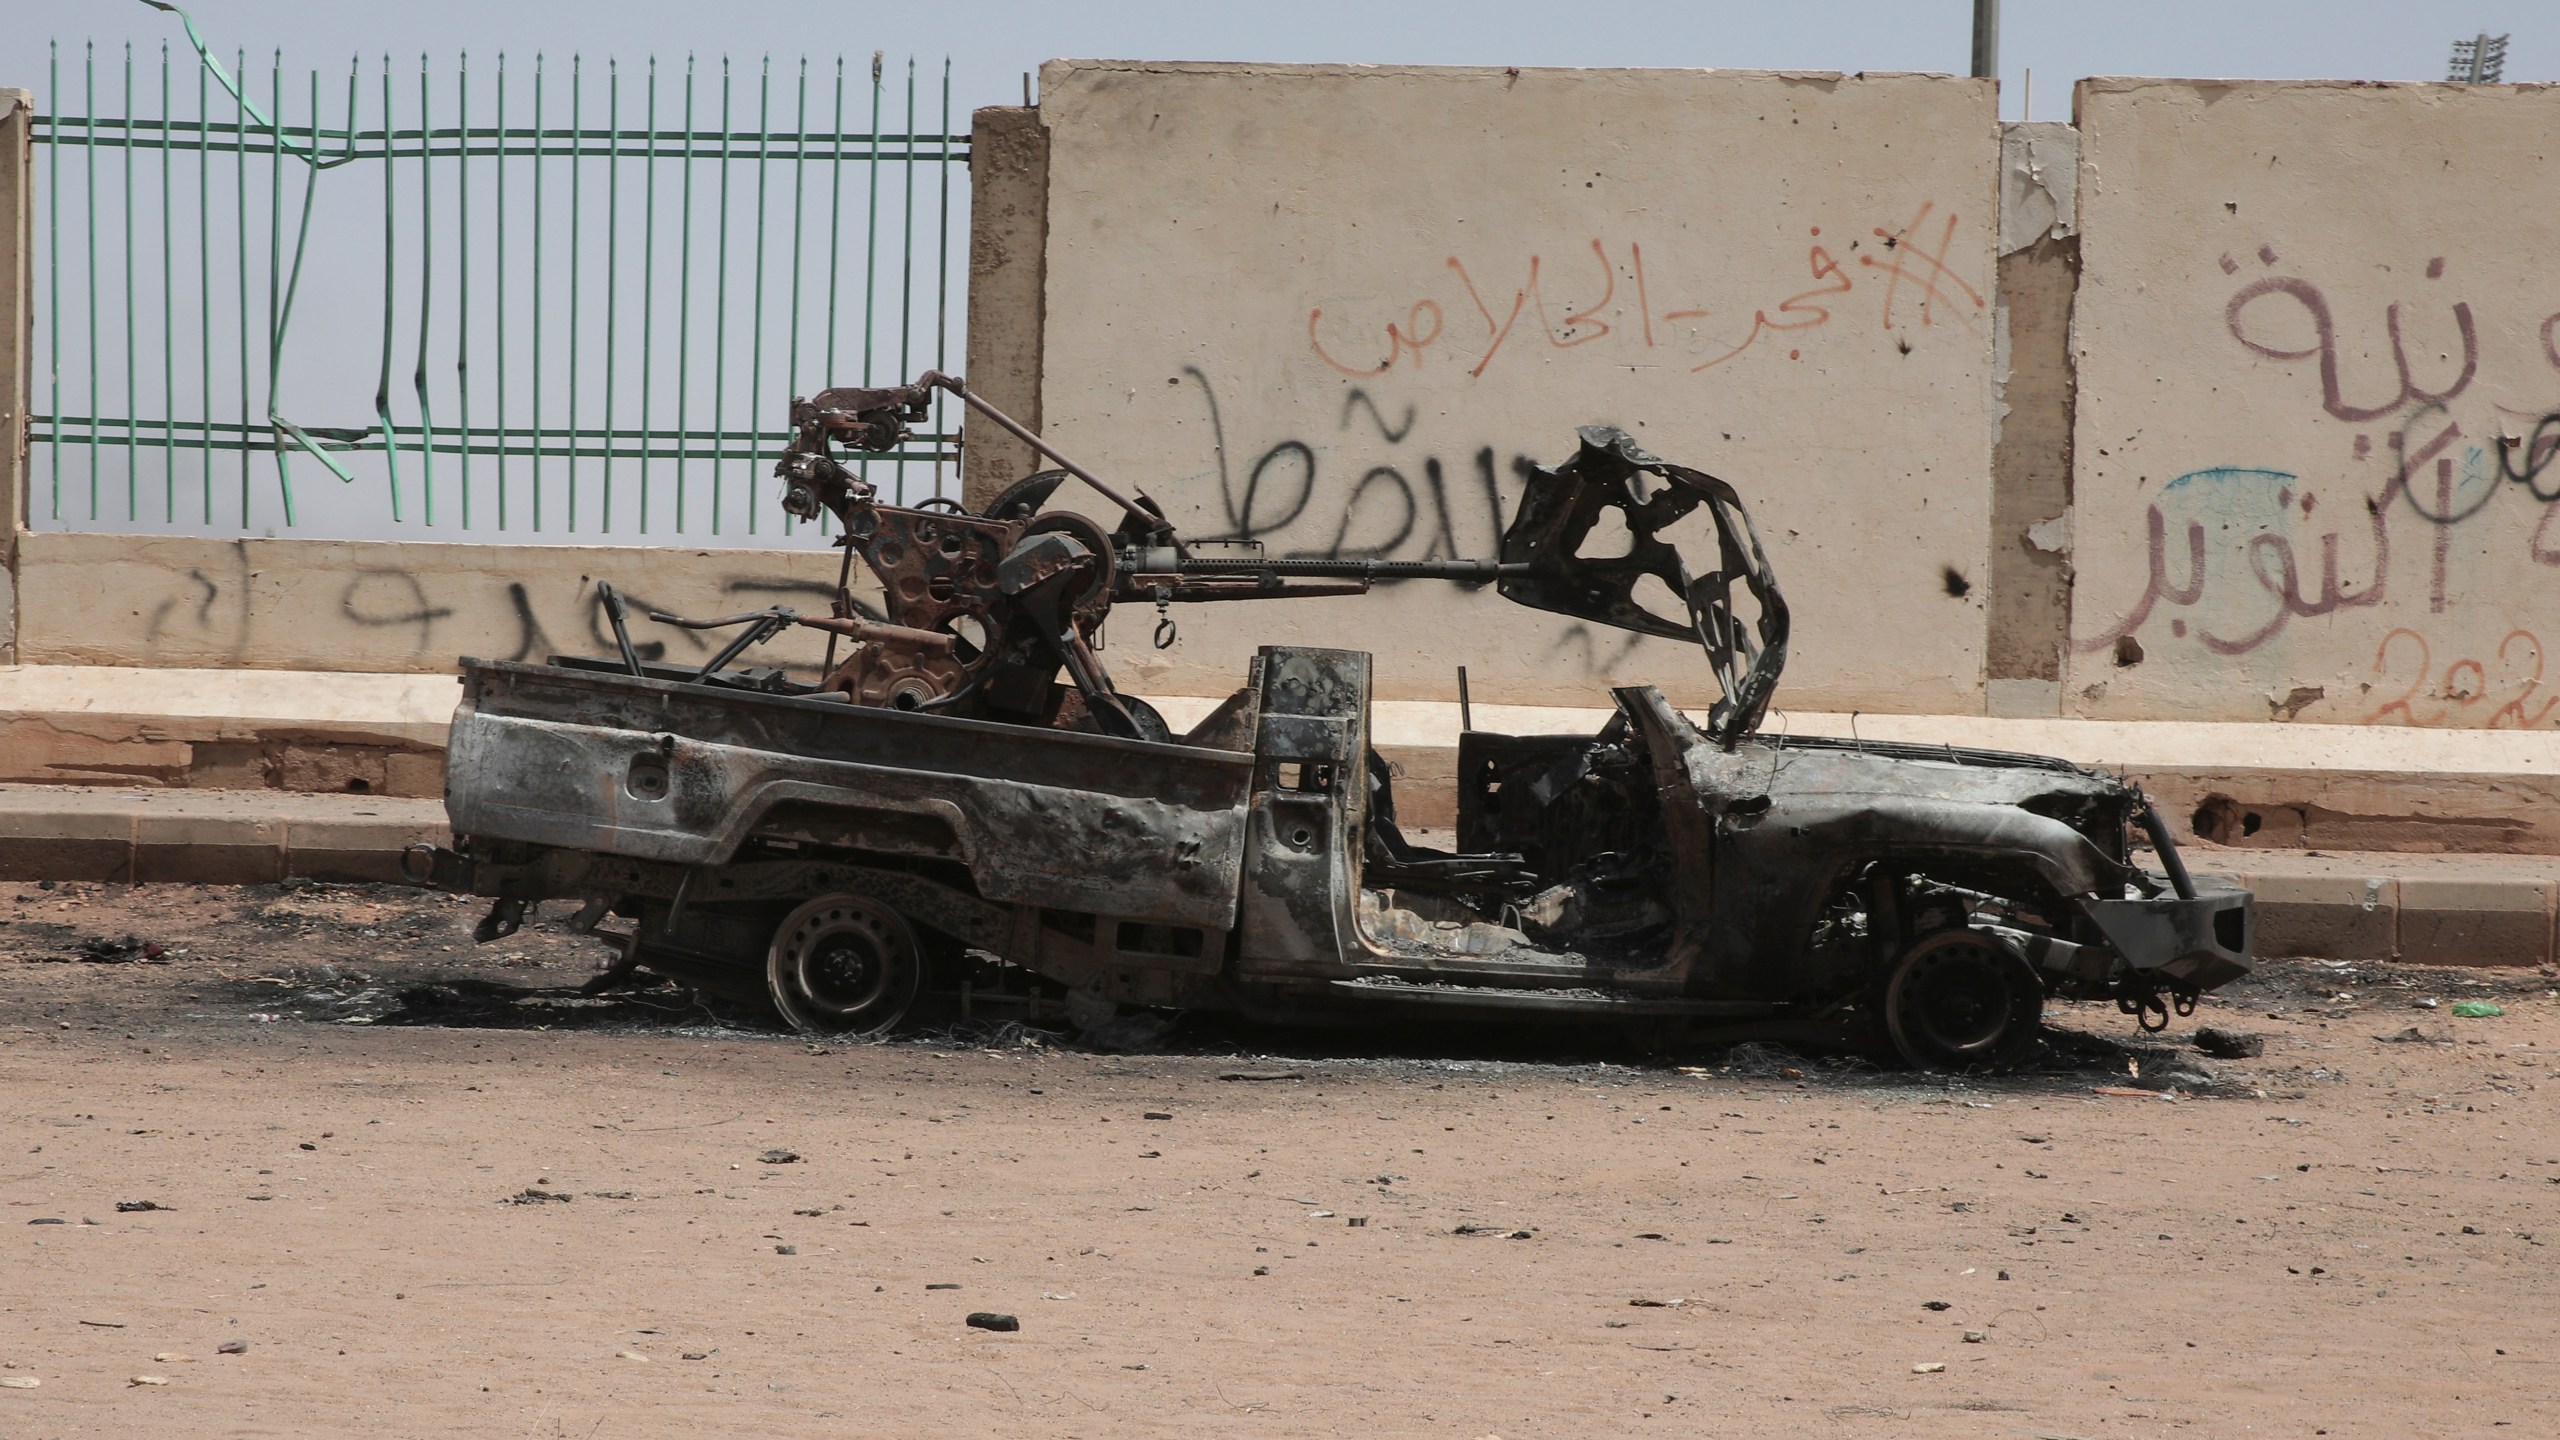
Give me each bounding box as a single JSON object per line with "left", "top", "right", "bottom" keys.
{"left": 2195, "top": 1026, "right": 2265, "bottom": 1059}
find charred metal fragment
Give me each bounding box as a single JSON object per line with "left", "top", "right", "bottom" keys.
{"left": 1500, "top": 426, "right": 1788, "bottom": 748}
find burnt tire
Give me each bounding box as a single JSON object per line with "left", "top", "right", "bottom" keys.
{"left": 766, "top": 893, "right": 923, "bottom": 1037}
{"left": 1883, "top": 928, "right": 2044, "bottom": 1072}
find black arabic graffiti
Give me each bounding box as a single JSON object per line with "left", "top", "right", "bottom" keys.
{"left": 340, "top": 570, "right": 459, "bottom": 650}
{"left": 1182, "top": 367, "right": 1515, "bottom": 563}
{"left": 122, "top": 562, "right": 839, "bottom": 672}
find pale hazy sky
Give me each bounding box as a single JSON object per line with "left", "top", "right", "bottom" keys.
{"left": 11, "top": 1, "right": 2550, "bottom": 122}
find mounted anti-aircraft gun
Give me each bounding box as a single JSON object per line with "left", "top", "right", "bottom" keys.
{"left": 415, "top": 375, "right": 2253, "bottom": 1070}
{"left": 620, "top": 371, "right": 1525, "bottom": 741}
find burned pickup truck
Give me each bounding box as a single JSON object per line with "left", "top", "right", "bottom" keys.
{"left": 409, "top": 374, "right": 2251, "bottom": 1069}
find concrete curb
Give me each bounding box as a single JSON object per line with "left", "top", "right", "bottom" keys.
{"left": 2165, "top": 851, "right": 2560, "bottom": 969}
{"left": 0, "top": 785, "right": 445, "bottom": 885}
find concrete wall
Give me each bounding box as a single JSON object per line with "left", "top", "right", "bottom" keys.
{"left": 2068, "top": 78, "right": 2560, "bottom": 725}
{"left": 1984, "top": 122, "right": 2078, "bottom": 716}
{"left": 12, "top": 67, "right": 2560, "bottom": 741}
{"left": 10, "top": 531, "right": 869, "bottom": 677}
{"left": 1033, "top": 61, "right": 2003, "bottom": 710}
{"left": 962, "top": 106, "right": 1052, "bottom": 505}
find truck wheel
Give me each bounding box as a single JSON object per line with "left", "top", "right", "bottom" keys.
{"left": 1883, "top": 929, "right": 2043, "bottom": 1071}
{"left": 767, "top": 893, "right": 923, "bottom": 1037}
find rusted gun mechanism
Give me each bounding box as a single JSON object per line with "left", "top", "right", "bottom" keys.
{"left": 650, "top": 372, "right": 1519, "bottom": 741}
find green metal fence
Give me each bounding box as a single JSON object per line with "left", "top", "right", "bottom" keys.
{"left": 31, "top": 39, "right": 968, "bottom": 541}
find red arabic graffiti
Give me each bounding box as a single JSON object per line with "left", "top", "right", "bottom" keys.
{"left": 1858, "top": 202, "right": 1985, "bottom": 333}
{"left": 1305, "top": 203, "right": 1983, "bottom": 380}
{"left": 2224, "top": 263, "right": 2478, "bottom": 423}
{"left": 2366, "top": 626, "right": 2560, "bottom": 728}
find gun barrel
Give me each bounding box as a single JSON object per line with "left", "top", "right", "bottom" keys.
{"left": 1121, "top": 550, "right": 1524, "bottom": 582}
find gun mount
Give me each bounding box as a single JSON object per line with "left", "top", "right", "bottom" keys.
{"left": 691, "top": 371, "right": 1523, "bottom": 740}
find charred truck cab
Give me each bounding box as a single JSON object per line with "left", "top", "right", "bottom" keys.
{"left": 413, "top": 378, "right": 2251, "bottom": 1070}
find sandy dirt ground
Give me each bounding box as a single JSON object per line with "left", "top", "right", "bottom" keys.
{"left": 2, "top": 878, "right": 2558, "bottom": 1439}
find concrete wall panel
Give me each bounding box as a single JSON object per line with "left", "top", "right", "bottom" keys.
{"left": 13, "top": 531, "right": 870, "bottom": 676}
{"left": 2069, "top": 78, "right": 2560, "bottom": 725}
{"left": 1034, "top": 61, "right": 2002, "bottom": 709}
{"left": 1984, "top": 121, "right": 2080, "bottom": 717}
{"left": 963, "top": 106, "right": 1052, "bottom": 509}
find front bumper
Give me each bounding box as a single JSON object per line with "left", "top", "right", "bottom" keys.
{"left": 2077, "top": 885, "right": 2255, "bottom": 994}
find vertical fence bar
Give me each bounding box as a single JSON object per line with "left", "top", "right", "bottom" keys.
{"left": 123, "top": 44, "right": 137, "bottom": 519}
{"left": 637, "top": 56, "right": 656, "bottom": 533}
{"left": 375, "top": 54, "right": 403, "bottom": 523}
{"left": 43, "top": 39, "right": 58, "bottom": 520}
{"left": 336, "top": 59, "right": 360, "bottom": 510}
{"left": 818, "top": 57, "right": 847, "bottom": 536}
{"left": 342, "top": 59, "right": 362, "bottom": 516}
{"left": 267, "top": 52, "right": 291, "bottom": 524}
{"left": 861, "top": 55, "right": 881, "bottom": 395}
{"left": 196, "top": 48, "right": 211, "bottom": 522}
{"left": 413, "top": 53, "right": 437, "bottom": 526}
{"left": 709, "top": 57, "right": 731, "bottom": 533}
{"left": 673, "top": 54, "right": 695, "bottom": 533}
{"left": 45, "top": 41, "right": 58, "bottom": 520}
{"left": 857, "top": 54, "right": 880, "bottom": 493}
{"left": 745, "top": 58, "right": 772, "bottom": 535}
{"left": 933, "top": 57, "right": 950, "bottom": 499}
{"left": 894, "top": 58, "right": 914, "bottom": 503}
{"left": 159, "top": 43, "right": 175, "bottom": 520}
{"left": 456, "top": 52, "right": 471, "bottom": 528}
{"left": 232, "top": 48, "right": 248, "bottom": 528}
{"left": 264, "top": 53, "right": 281, "bottom": 523}
{"left": 823, "top": 57, "right": 843, "bottom": 384}
{"left": 782, "top": 57, "right": 806, "bottom": 535}
{"left": 778, "top": 57, "right": 808, "bottom": 538}
{"left": 602, "top": 58, "right": 620, "bottom": 533}
{"left": 85, "top": 42, "right": 97, "bottom": 516}
{"left": 531, "top": 53, "right": 545, "bottom": 532}
{"left": 493, "top": 54, "right": 507, "bottom": 530}
{"left": 567, "top": 55, "right": 582, "bottom": 533}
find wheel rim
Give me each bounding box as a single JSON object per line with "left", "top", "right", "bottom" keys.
{"left": 1884, "top": 929, "right": 2042, "bottom": 1071}
{"left": 767, "top": 894, "right": 922, "bottom": 1036}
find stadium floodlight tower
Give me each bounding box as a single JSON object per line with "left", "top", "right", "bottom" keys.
{"left": 2447, "top": 33, "right": 2509, "bottom": 83}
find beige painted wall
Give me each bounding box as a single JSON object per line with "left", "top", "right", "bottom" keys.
{"left": 2068, "top": 78, "right": 2560, "bottom": 726}
{"left": 21, "top": 68, "right": 2560, "bottom": 741}
{"left": 12, "top": 531, "right": 870, "bottom": 677}
{"left": 1035, "top": 61, "right": 2002, "bottom": 710}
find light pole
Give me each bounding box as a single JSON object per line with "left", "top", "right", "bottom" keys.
{"left": 2447, "top": 33, "right": 2509, "bottom": 83}
{"left": 1972, "top": 0, "right": 2000, "bottom": 81}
